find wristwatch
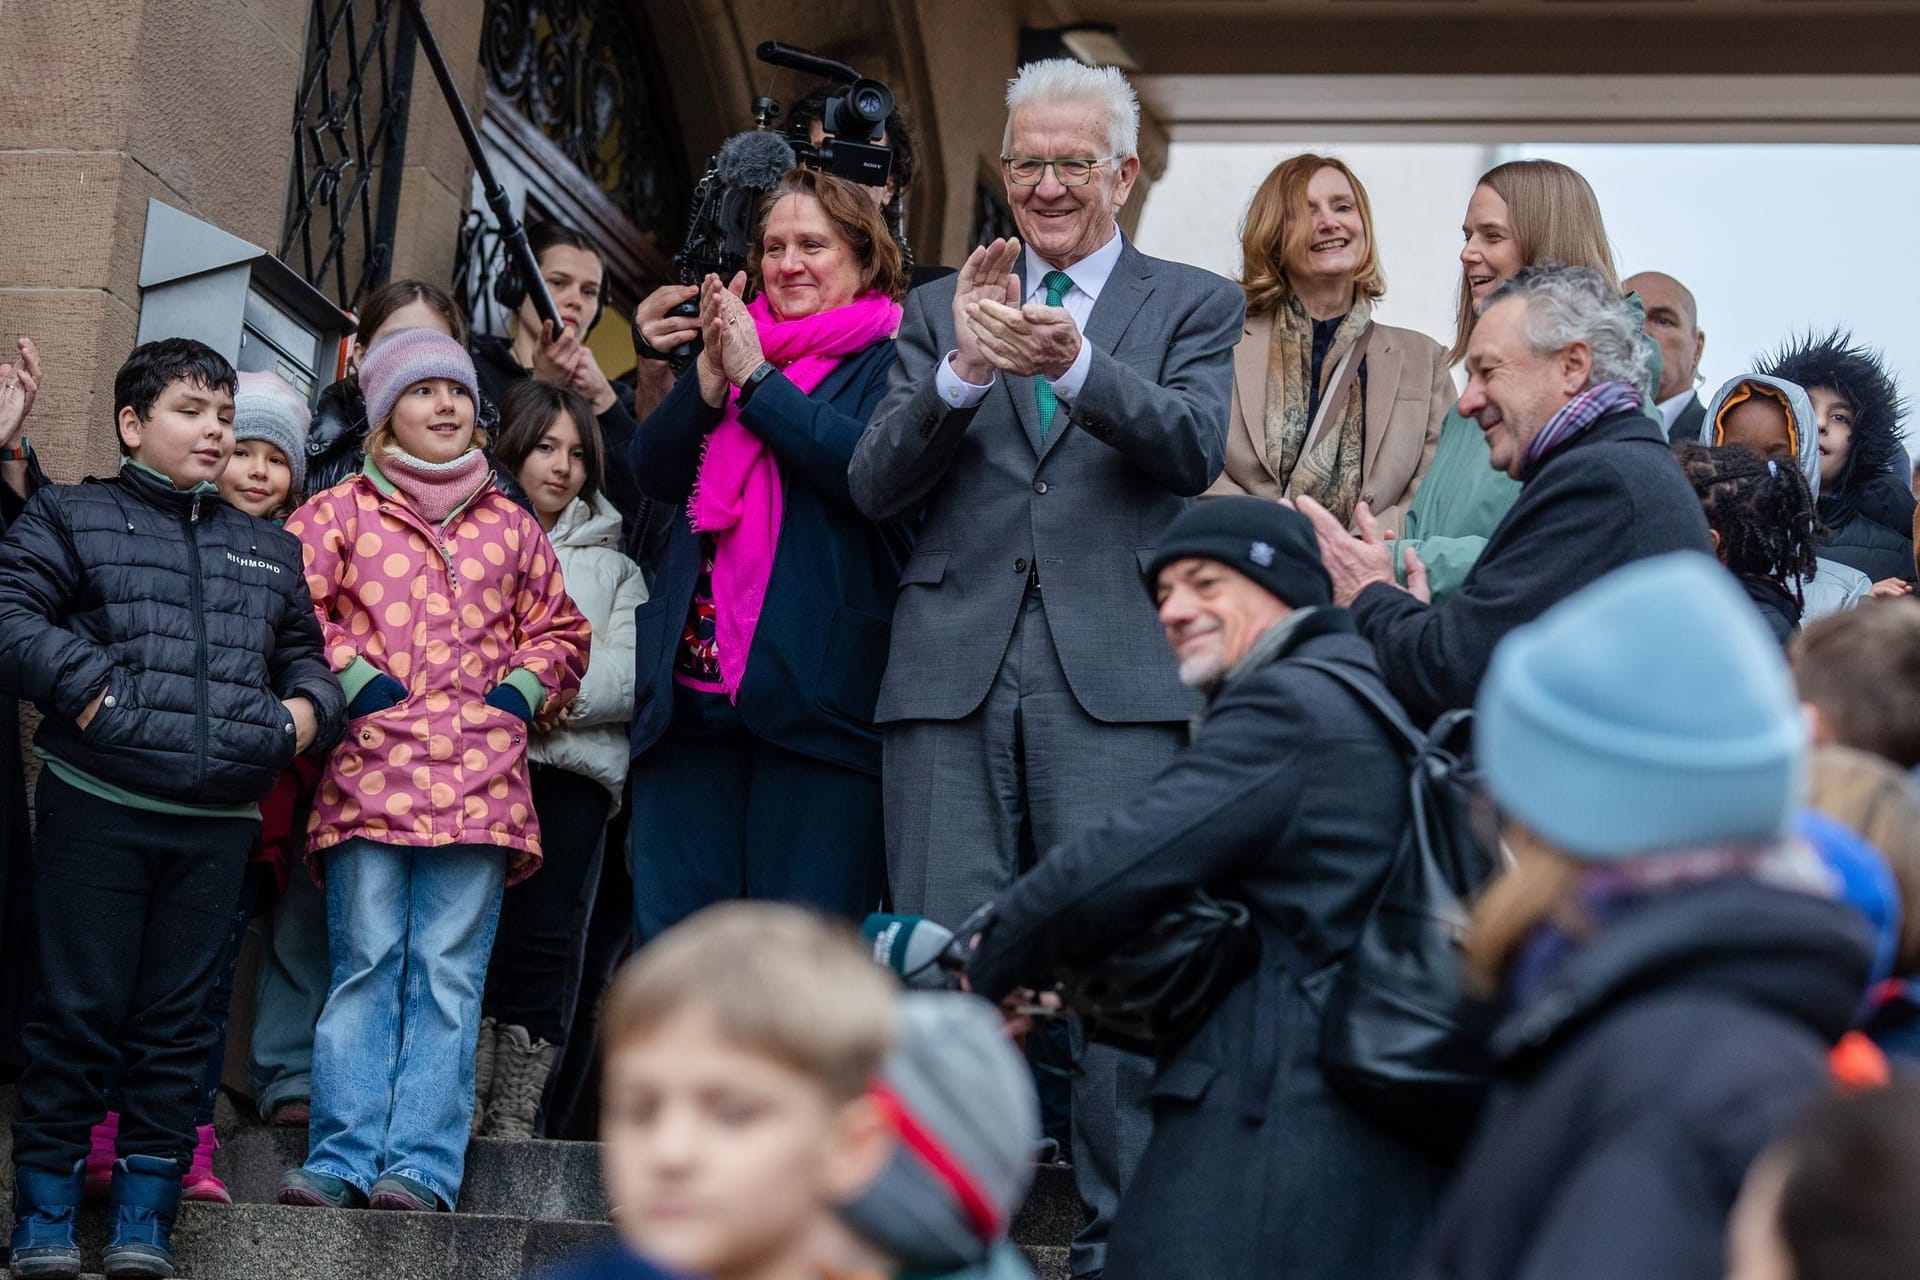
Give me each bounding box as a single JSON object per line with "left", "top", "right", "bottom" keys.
{"left": 735, "top": 361, "right": 779, "bottom": 407}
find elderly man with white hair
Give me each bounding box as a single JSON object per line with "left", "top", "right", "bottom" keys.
{"left": 1298, "top": 264, "right": 1714, "bottom": 722}
{"left": 849, "top": 59, "right": 1242, "bottom": 1277}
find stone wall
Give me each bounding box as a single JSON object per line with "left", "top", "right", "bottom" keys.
{"left": 0, "top": 0, "right": 308, "bottom": 480}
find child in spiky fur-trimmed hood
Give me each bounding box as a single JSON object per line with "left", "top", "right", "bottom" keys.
{"left": 1764, "top": 330, "right": 1914, "bottom": 591}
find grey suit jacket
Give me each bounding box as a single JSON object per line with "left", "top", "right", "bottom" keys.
{"left": 849, "top": 236, "right": 1244, "bottom": 725}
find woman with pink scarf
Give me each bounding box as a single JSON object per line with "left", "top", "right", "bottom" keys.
{"left": 621, "top": 168, "right": 910, "bottom": 941}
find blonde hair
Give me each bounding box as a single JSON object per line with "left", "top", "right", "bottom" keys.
{"left": 1239, "top": 154, "right": 1386, "bottom": 317}
{"left": 602, "top": 902, "right": 896, "bottom": 1102}
{"left": 1808, "top": 746, "right": 1920, "bottom": 972}
{"left": 1462, "top": 824, "right": 1586, "bottom": 994}
{"left": 1449, "top": 160, "right": 1621, "bottom": 365}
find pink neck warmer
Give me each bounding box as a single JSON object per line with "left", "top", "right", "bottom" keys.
{"left": 690, "top": 290, "right": 902, "bottom": 698}
{"left": 374, "top": 447, "right": 492, "bottom": 525}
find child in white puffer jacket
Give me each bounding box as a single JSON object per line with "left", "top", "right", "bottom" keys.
{"left": 477, "top": 378, "right": 647, "bottom": 1137}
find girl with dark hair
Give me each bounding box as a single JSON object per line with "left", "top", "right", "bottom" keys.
{"left": 1763, "top": 329, "right": 1914, "bottom": 592}
{"left": 472, "top": 380, "right": 647, "bottom": 1138}
{"left": 1675, "top": 442, "right": 1821, "bottom": 644}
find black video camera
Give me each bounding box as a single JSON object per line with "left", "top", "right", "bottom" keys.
{"left": 760, "top": 42, "right": 896, "bottom": 190}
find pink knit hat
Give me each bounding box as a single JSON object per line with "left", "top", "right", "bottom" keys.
{"left": 359, "top": 328, "right": 479, "bottom": 433}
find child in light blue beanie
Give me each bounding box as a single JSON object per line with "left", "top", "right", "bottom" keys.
{"left": 1476, "top": 550, "right": 1808, "bottom": 859}
{"left": 1423, "top": 553, "right": 1877, "bottom": 1280}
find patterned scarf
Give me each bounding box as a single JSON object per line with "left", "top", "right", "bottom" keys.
{"left": 690, "top": 289, "right": 902, "bottom": 699}
{"left": 1263, "top": 292, "right": 1372, "bottom": 523}
{"left": 1520, "top": 379, "right": 1644, "bottom": 477}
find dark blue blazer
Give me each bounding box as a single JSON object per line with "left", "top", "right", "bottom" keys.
{"left": 622, "top": 339, "right": 909, "bottom": 775}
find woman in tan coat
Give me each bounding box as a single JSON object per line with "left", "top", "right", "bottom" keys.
{"left": 1208, "top": 154, "right": 1453, "bottom": 533}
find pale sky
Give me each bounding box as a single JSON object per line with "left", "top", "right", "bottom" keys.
{"left": 1136, "top": 141, "right": 1920, "bottom": 455}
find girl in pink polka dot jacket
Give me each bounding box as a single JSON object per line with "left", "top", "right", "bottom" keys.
{"left": 276, "top": 327, "right": 590, "bottom": 1215}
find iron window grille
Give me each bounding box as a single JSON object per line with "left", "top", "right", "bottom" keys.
{"left": 280, "top": 0, "right": 418, "bottom": 313}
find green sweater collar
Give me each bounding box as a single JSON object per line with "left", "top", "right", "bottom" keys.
{"left": 122, "top": 457, "right": 221, "bottom": 497}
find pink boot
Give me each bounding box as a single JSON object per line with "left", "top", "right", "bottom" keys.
{"left": 181, "top": 1122, "right": 232, "bottom": 1205}
{"left": 84, "top": 1111, "right": 119, "bottom": 1199}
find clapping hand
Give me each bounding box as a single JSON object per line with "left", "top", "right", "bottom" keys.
{"left": 0, "top": 335, "right": 41, "bottom": 450}
{"left": 1293, "top": 497, "right": 1402, "bottom": 607}
{"left": 948, "top": 237, "right": 1022, "bottom": 384}
{"left": 696, "top": 272, "right": 762, "bottom": 406}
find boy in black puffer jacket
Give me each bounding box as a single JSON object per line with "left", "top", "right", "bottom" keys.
{"left": 0, "top": 338, "right": 346, "bottom": 1279}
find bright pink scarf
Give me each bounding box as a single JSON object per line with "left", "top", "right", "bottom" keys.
{"left": 691, "top": 290, "right": 902, "bottom": 698}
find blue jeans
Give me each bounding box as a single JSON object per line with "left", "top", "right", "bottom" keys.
{"left": 250, "top": 861, "right": 330, "bottom": 1114}
{"left": 304, "top": 839, "right": 506, "bottom": 1208}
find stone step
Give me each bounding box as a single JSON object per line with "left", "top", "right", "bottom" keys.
{"left": 1011, "top": 1164, "right": 1077, "bottom": 1252}
{"left": 214, "top": 1129, "right": 1083, "bottom": 1244}
{"left": 213, "top": 1124, "right": 608, "bottom": 1222}
{"left": 1023, "top": 1243, "right": 1070, "bottom": 1280}
{"left": 6, "top": 1246, "right": 1067, "bottom": 1280}
{"left": 2, "top": 1201, "right": 614, "bottom": 1280}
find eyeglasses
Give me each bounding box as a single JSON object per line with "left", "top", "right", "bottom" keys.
{"left": 1000, "top": 156, "right": 1117, "bottom": 187}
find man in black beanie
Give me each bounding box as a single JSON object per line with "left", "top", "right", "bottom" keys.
{"left": 963, "top": 496, "right": 1442, "bottom": 1280}
{"left": 1143, "top": 497, "right": 1333, "bottom": 696}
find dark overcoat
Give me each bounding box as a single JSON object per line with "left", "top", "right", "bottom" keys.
{"left": 967, "top": 611, "right": 1445, "bottom": 1280}
{"left": 1414, "top": 878, "right": 1873, "bottom": 1280}
{"left": 1352, "top": 407, "right": 1714, "bottom": 722}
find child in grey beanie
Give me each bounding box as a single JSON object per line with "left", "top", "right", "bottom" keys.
{"left": 832, "top": 992, "right": 1041, "bottom": 1280}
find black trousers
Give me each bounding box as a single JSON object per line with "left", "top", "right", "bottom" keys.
{"left": 627, "top": 716, "right": 885, "bottom": 945}
{"left": 482, "top": 763, "right": 611, "bottom": 1044}
{"left": 11, "top": 771, "right": 254, "bottom": 1173}
{"left": 544, "top": 803, "right": 633, "bottom": 1141}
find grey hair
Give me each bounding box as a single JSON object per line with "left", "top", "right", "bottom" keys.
{"left": 1486, "top": 264, "right": 1652, "bottom": 396}
{"left": 1003, "top": 59, "right": 1140, "bottom": 159}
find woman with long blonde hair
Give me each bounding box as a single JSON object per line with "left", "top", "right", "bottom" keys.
{"left": 1392, "top": 160, "right": 1660, "bottom": 603}
{"left": 1415, "top": 555, "right": 1872, "bottom": 1280}
{"left": 1209, "top": 154, "right": 1455, "bottom": 533}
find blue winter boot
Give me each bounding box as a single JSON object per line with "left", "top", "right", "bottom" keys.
{"left": 7, "top": 1160, "right": 85, "bottom": 1279}
{"left": 101, "top": 1154, "right": 182, "bottom": 1278}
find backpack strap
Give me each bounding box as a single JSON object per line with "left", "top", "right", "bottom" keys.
{"left": 1287, "top": 657, "right": 1424, "bottom": 758}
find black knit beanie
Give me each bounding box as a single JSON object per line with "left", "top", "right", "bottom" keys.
{"left": 1144, "top": 497, "right": 1333, "bottom": 608}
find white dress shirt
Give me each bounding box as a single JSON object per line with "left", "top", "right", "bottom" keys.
{"left": 933, "top": 226, "right": 1126, "bottom": 410}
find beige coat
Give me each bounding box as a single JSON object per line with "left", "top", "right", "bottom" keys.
{"left": 1206, "top": 308, "right": 1455, "bottom": 535}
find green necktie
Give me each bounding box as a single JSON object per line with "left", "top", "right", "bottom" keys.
{"left": 1034, "top": 270, "right": 1075, "bottom": 438}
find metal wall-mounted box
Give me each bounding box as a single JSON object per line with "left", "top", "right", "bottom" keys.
{"left": 135, "top": 199, "right": 355, "bottom": 404}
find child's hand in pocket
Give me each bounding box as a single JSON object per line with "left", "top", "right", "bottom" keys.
{"left": 483, "top": 683, "right": 532, "bottom": 724}
{"left": 347, "top": 672, "right": 406, "bottom": 720}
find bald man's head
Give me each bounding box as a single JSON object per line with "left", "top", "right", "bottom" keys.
{"left": 1625, "top": 271, "right": 1706, "bottom": 402}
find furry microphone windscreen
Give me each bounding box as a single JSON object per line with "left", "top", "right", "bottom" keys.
{"left": 715, "top": 130, "right": 798, "bottom": 190}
